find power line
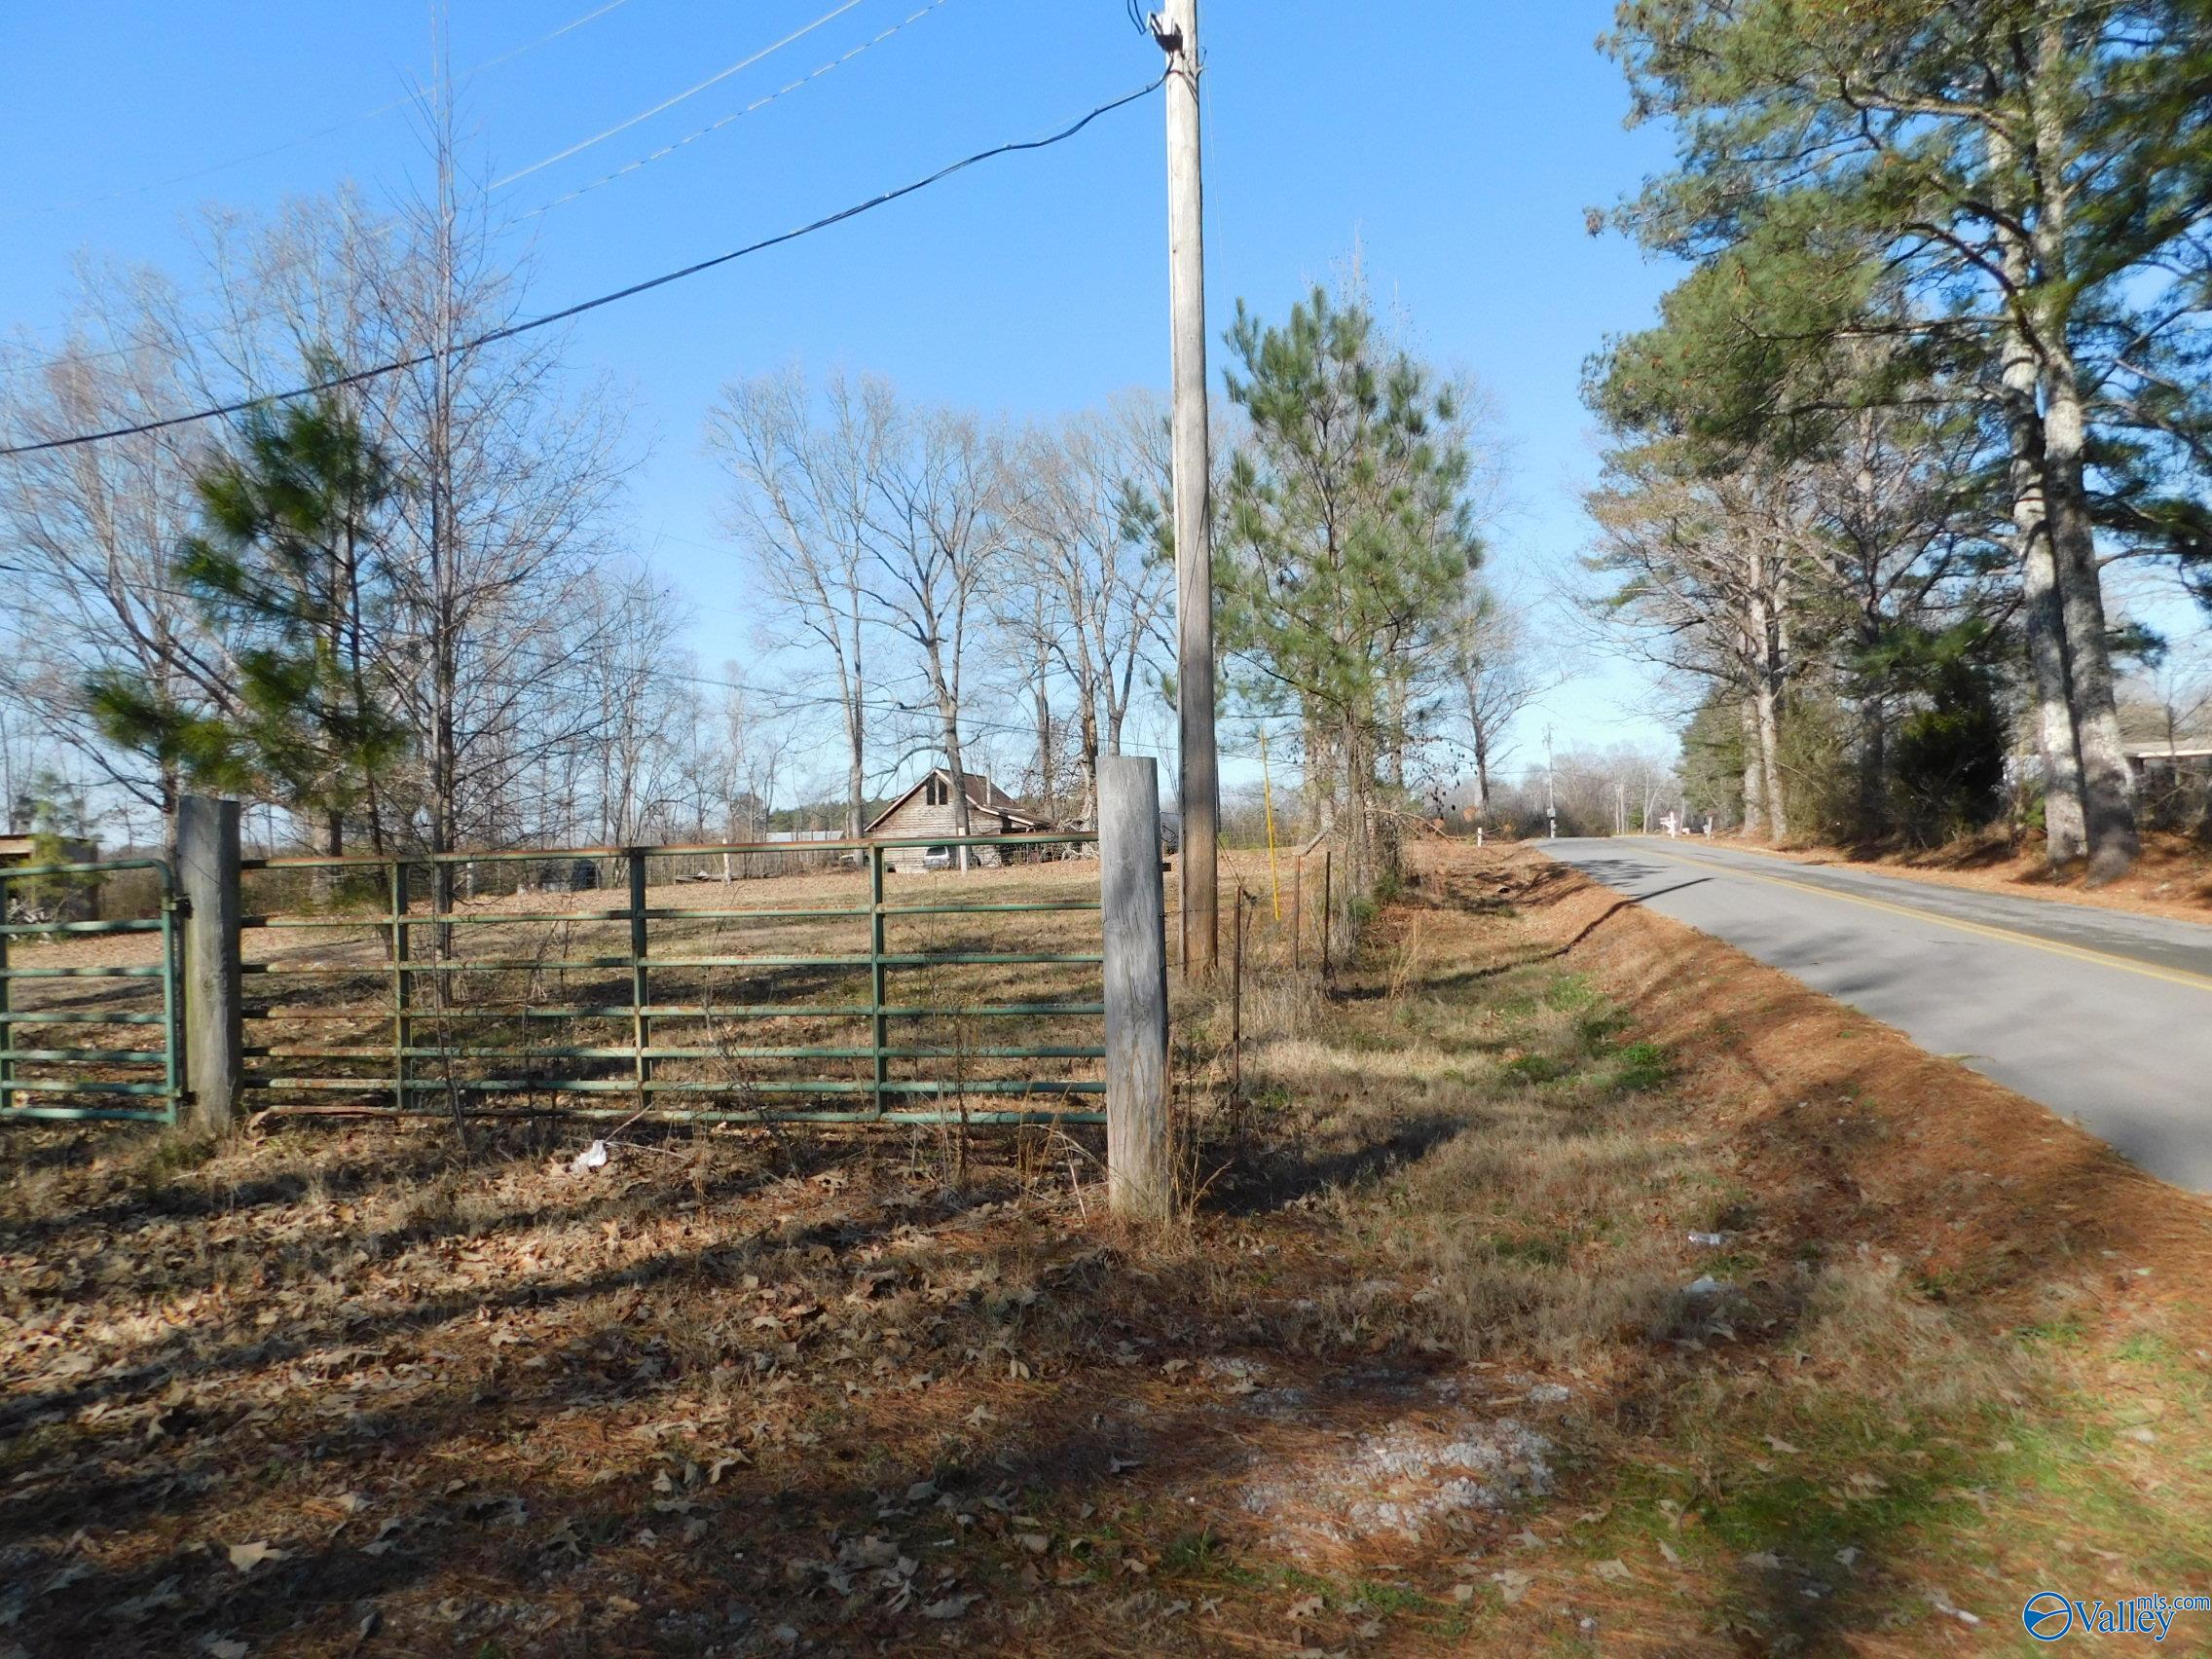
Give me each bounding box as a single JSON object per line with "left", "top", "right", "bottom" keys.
{"left": 505, "top": 0, "right": 954, "bottom": 225}
{"left": 0, "top": 3, "right": 947, "bottom": 381}
{"left": 491, "top": 0, "right": 870, "bottom": 190}
{"left": 0, "top": 0, "right": 645, "bottom": 226}
{"left": 0, "top": 73, "right": 1169, "bottom": 460}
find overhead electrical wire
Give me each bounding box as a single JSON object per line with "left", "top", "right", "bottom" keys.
{"left": 0, "top": 0, "right": 645, "bottom": 225}
{"left": 1, "top": 1, "right": 944, "bottom": 379}
{"left": 505, "top": 0, "right": 954, "bottom": 225}
{"left": 0, "top": 72, "right": 1170, "bottom": 460}
{"left": 491, "top": 0, "right": 871, "bottom": 190}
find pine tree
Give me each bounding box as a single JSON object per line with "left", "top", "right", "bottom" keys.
{"left": 1604, "top": 0, "right": 2212, "bottom": 878}
{"left": 1216, "top": 285, "right": 1483, "bottom": 901}
{"left": 87, "top": 382, "right": 407, "bottom": 865}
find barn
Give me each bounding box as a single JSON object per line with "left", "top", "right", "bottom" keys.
{"left": 864, "top": 769, "right": 1052, "bottom": 872}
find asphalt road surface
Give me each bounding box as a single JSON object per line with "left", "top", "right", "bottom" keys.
{"left": 1541, "top": 836, "right": 2212, "bottom": 1194}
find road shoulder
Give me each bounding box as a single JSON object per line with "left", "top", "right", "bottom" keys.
{"left": 1701, "top": 831, "right": 2212, "bottom": 929}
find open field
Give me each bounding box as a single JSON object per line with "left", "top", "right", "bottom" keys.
{"left": 2, "top": 841, "right": 2208, "bottom": 1654}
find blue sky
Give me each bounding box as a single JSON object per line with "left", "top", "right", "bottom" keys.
{"left": 0, "top": 1, "right": 1691, "bottom": 793}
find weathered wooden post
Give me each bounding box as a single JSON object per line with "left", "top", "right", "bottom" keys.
{"left": 1230, "top": 885, "right": 1245, "bottom": 1100}
{"left": 0, "top": 859, "right": 13, "bottom": 1119}
{"left": 1101, "top": 756, "right": 1170, "bottom": 1219}
{"left": 177, "top": 794, "right": 241, "bottom": 1134}
{"left": 629, "top": 849, "right": 651, "bottom": 1107}
{"left": 1319, "top": 847, "right": 1333, "bottom": 985}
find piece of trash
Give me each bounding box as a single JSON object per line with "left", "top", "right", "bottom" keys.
{"left": 570, "top": 1140, "right": 609, "bottom": 1175}
{"left": 1687, "top": 1232, "right": 1728, "bottom": 1247}
{"left": 1927, "top": 1589, "right": 1979, "bottom": 1626}
{"left": 1683, "top": 1275, "right": 1724, "bottom": 1296}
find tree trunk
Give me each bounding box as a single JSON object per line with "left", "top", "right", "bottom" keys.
{"left": 1471, "top": 717, "right": 1492, "bottom": 818}
{"left": 2003, "top": 384, "right": 2086, "bottom": 864}
{"left": 843, "top": 691, "right": 866, "bottom": 843}
{"left": 1754, "top": 673, "right": 1788, "bottom": 842}
{"left": 2025, "top": 14, "right": 2135, "bottom": 878}
{"left": 1860, "top": 693, "right": 1887, "bottom": 839}
{"left": 844, "top": 598, "right": 866, "bottom": 841}
{"left": 1077, "top": 699, "right": 1101, "bottom": 830}
{"left": 942, "top": 729, "right": 975, "bottom": 871}
{"left": 1740, "top": 695, "right": 1764, "bottom": 836}
{"left": 2042, "top": 361, "right": 2140, "bottom": 880}
{"left": 1033, "top": 649, "right": 1054, "bottom": 814}
{"left": 1747, "top": 567, "right": 1788, "bottom": 842}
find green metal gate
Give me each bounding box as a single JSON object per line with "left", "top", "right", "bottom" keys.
{"left": 233, "top": 831, "right": 1105, "bottom": 1124}
{"left": 0, "top": 858, "right": 184, "bottom": 1124}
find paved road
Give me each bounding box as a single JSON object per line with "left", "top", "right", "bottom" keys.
{"left": 1540, "top": 837, "right": 2212, "bottom": 1193}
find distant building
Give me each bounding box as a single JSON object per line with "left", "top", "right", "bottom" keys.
{"left": 2123, "top": 741, "right": 2212, "bottom": 780}
{"left": 864, "top": 769, "right": 1052, "bottom": 872}
{"left": 0, "top": 833, "right": 101, "bottom": 923}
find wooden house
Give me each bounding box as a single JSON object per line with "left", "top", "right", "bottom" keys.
{"left": 864, "top": 769, "right": 1051, "bottom": 872}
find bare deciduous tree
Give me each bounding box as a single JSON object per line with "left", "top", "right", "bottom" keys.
{"left": 1001, "top": 395, "right": 1173, "bottom": 826}
{"left": 1449, "top": 584, "right": 1543, "bottom": 816}
{"left": 866, "top": 404, "right": 1004, "bottom": 867}
{"left": 706, "top": 367, "right": 888, "bottom": 839}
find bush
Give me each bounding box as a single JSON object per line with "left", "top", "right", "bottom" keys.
{"left": 1889, "top": 660, "right": 2007, "bottom": 845}
{"left": 1775, "top": 693, "right": 1860, "bottom": 842}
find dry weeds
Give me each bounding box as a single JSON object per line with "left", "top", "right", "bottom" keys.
{"left": 1, "top": 843, "right": 2208, "bottom": 1655}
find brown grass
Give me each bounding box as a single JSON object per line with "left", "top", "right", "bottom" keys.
{"left": 2, "top": 843, "right": 2209, "bottom": 1654}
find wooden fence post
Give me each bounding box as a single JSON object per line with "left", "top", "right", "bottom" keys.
{"left": 1230, "top": 885, "right": 1245, "bottom": 1100}
{"left": 0, "top": 876, "right": 12, "bottom": 1118}
{"left": 177, "top": 794, "right": 241, "bottom": 1134}
{"left": 1319, "top": 847, "right": 1333, "bottom": 986}
{"left": 629, "top": 849, "right": 651, "bottom": 1108}
{"left": 1101, "top": 756, "right": 1170, "bottom": 1219}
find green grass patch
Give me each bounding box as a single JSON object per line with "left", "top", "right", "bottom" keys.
{"left": 1609, "top": 1040, "right": 1672, "bottom": 1092}
{"left": 1501, "top": 1053, "right": 1570, "bottom": 1086}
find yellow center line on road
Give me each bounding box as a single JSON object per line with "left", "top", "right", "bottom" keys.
{"left": 1609, "top": 840, "right": 2212, "bottom": 998}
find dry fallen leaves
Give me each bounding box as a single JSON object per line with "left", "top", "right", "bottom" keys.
{"left": 1491, "top": 1568, "right": 1534, "bottom": 1605}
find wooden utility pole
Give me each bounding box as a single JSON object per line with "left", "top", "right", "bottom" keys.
{"left": 1154, "top": 0, "right": 1218, "bottom": 977}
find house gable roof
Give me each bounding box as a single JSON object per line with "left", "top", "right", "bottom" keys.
{"left": 863, "top": 768, "right": 1051, "bottom": 836}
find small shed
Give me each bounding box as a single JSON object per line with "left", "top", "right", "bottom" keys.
{"left": 865, "top": 769, "right": 1051, "bottom": 872}
{"left": 1, "top": 833, "right": 101, "bottom": 923}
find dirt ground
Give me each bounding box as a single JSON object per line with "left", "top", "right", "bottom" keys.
{"left": 1726, "top": 826, "right": 2212, "bottom": 924}
{"left": 2, "top": 842, "right": 2208, "bottom": 1655}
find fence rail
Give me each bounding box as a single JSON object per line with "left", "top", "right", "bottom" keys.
{"left": 0, "top": 791, "right": 1170, "bottom": 1213}
{"left": 0, "top": 859, "right": 182, "bottom": 1124}
{"left": 232, "top": 831, "right": 1106, "bottom": 1124}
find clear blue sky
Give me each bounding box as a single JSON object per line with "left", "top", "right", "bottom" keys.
{"left": 0, "top": 0, "right": 1689, "bottom": 790}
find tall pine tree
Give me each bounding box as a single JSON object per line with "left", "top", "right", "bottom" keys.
{"left": 1216, "top": 285, "right": 1483, "bottom": 903}
{"left": 1604, "top": 0, "right": 2212, "bottom": 878}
